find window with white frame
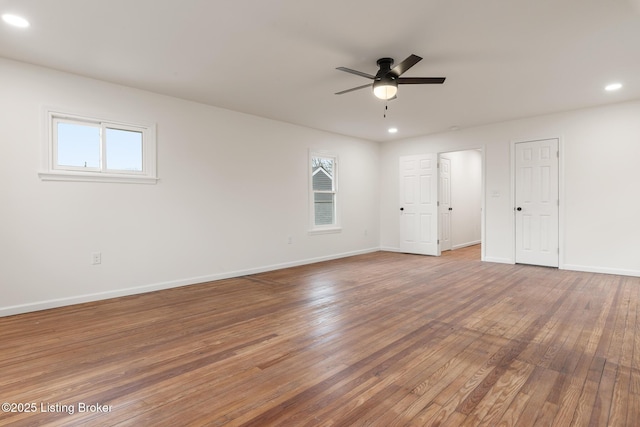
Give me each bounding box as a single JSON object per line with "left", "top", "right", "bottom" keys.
{"left": 39, "top": 110, "right": 157, "bottom": 184}
{"left": 310, "top": 153, "right": 339, "bottom": 231}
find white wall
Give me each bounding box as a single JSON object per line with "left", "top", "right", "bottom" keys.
{"left": 380, "top": 100, "right": 640, "bottom": 276}
{"left": 441, "top": 150, "right": 482, "bottom": 249}
{"left": 0, "top": 58, "right": 380, "bottom": 316}
{"left": 3, "top": 58, "right": 639, "bottom": 317}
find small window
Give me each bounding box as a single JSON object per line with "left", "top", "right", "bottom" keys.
{"left": 40, "top": 110, "right": 157, "bottom": 184}
{"left": 310, "top": 153, "right": 340, "bottom": 232}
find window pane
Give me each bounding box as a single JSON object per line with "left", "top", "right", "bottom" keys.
{"left": 312, "top": 157, "right": 334, "bottom": 191}
{"left": 314, "top": 193, "right": 335, "bottom": 225}
{"left": 57, "top": 122, "right": 100, "bottom": 168}
{"left": 105, "top": 128, "right": 143, "bottom": 171}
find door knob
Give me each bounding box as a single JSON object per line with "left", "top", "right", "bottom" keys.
{"left": 516, "top": 207, "right": 522, "bottom": 211}
{"left": 400, "top": 207, "right": 404, "bottom": 211}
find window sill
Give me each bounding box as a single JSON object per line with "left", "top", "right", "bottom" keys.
{"left": 308, "top": 227, "right": 342, "bottom": 236}
{"left": 38, "top": 171, "right": 158, "bottom": 185}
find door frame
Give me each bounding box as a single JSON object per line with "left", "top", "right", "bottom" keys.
{"left": 510, "top": 136, "right": 565, "bottom": 268}
{"left": 436, "top": 149, "right": 486, "bottom": 259}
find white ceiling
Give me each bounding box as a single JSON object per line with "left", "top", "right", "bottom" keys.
{"left": 2, "top": 0, "right": 640, "bottom": 142}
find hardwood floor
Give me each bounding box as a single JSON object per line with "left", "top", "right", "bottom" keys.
{"left": 1, "top": 245, "right": 639, "bottom": 426}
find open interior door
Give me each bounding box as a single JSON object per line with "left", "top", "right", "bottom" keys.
{"left": 399, "top": 154, "right": 440, "bottom": 256}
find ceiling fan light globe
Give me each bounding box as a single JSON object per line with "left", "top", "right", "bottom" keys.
{"left": 373, "top": 82, "right": 398, "bottom": 100}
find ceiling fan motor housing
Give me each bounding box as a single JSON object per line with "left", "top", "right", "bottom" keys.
{"left": 376, "top": 58, "right": 395, "bottom": 78}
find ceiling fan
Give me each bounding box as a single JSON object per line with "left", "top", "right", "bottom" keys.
{"left": 335, "top": 54, "right": 445, "bottom": 100}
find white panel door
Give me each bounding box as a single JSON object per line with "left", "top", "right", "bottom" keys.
{"left": 399, "top": 154, "right": 439, "bottom": 256}
{"left": 515, "top": 139, "right": 559, "bottom": 267}
{"left": 439, "top": 156, "right": 452, "bottom": 252}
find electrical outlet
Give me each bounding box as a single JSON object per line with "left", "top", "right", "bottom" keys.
{"left": 92, "top": 252, "right": 102, "bottom": 265}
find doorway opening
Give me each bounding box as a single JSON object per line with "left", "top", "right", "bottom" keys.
{"left": 439, "top": 149, "right": 483, "bottom": 258}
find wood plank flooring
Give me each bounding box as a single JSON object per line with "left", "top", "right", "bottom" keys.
{"left": 1, "top": 246, "right": 639, "bottom": 426}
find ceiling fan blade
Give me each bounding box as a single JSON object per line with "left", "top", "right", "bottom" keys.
{"left": 336, "top": 67, "right": 376, "bottom": 80}
{"left": 397, "top": 77, "right": 446, "bottom": 84}
{"left": 335, "top": 83, "right": 372, "bottom": 95}
{"left": 388, "top": 54, "right": 422, "bottom": 77}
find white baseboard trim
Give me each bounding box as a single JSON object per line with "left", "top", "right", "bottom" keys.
{"left": 0, "top": 247, "right": 381, "bottom": 318}
{"left": 562, "top": 264, "right": 640, "bottom": 278}
{"left": 383, "top": 244, "right": 487, "bottom": 256}
{"left": 452, "top": 241, "right": 481, "bottom": 250}
{"left": 483, "top": 256, "right": 514, "bottom": 264}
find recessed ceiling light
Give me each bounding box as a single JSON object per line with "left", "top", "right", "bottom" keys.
{"left": 2, "top": 13, "right": 30, "bottom": 28}
{"left": 605, "top": 83, "right": 622, "bottom": 92}
{"left": 388, "top": 127, "right": 398, "bottom": 134}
